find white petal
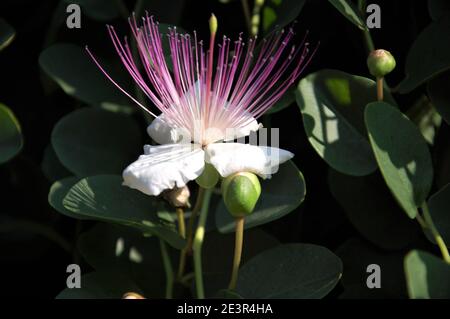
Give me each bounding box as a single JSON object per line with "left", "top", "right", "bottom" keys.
{"left": 123, "top": 144, "right": 205, "bottom": 196}
{"left": 147, "top": 114, "right": 191, "bottom": 145}
{"left": 205, "top": 143, "right": 294, "bottom": 179}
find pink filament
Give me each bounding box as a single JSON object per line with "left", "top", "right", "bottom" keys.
{"left": 87, "top": 14, "right": 316, "bottom": 140}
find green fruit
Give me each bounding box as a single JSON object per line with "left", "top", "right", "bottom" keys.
{"left": 222, "top": 172, "right": 261, "bottom": 217}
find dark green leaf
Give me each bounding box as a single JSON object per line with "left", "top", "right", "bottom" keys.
{"left": 428, "top": 0, "right": 450, "bottom": 21}
{"left": 63, "top": 175, "right": 185, "bottom": 249}
{"left": 0, "top": 103, "right": 23, "bottom": 164}
{"left": 296, "top": 69, "right": 396, "bottom": 176}
{"left": 428, "top": 70, "right": 450, "bottom": 124}
{"left": 203, "top": 229, "right": 279, "bottom": 274}
{"left": 266, "top": 87, "right": 295, "bottom": 115}
{"left": 215, "top": 161, "right": 305, "bottom": 233}
{"left": 328, "top": 0, "right": 367, "bottom": 30}
{"left": 337, "top": 238, "right": 408, "bottom": 298}
{"left": 365, "top": 102, "right": 433, "bottom": 218}
{"left": 406, "top": 96, "right": 442, "bottom": 145}
{"left": 329, "top": 169, "right": 420, "bottom": 250}
{"left": 398, "top": 14, "right": 450, "bottom": 93}
{"left": 404, "top": 250, "right": 450, "bottom": 298}
{"left": 41, "top": 144, "right": 72, "bottom": 182}
{"left": 51, "top": 108, "right": 142, "bottom": 176}
{"left": 78, "top": 223, "right": 170, "bottom": 297}
{"left": 39, "top": 43, "right": 133, "bottom": 113}
{"left": 263, "top": 0, "right": 306, "bottom": 33}
{"left": 62, "top": 0, "right": 121, "bottom": 21}
{"left": 427, "top": 184, "right": 450, "bottom": 246}
{"left": 237, "top": 243, "right": 342, "bottom": 298}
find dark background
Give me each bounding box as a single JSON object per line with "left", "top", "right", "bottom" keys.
{"left": 0, "top": 0, "right": 435, "bottom": 298}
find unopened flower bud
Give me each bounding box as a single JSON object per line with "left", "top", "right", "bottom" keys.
{"left": 196, "top": 163, "right": 220, "bottom": 189}
{"left": 209, "top": 14, "right": 218, "bottom": 35}
{"left": 163, "top": 186, "right": 190, "bottom": 208}
{"left": 367, "top": 49, "right": 396, "bottom": 78}
{"left": 123, "top": 292, "right": 145, "bottom": 299}
{"left": 221, "top": 172, "right": 261, "bottom": 218}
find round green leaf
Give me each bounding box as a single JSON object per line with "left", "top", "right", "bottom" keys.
{"left": 215, "top": 161, "right": 305, "bottom": 233}
{"left": 51, "top": 108, "right": 142, "bottom": 176}
{"left": 405, "top": 250, "right": 450, "bottom": 298}
{"left": 329, "top": 169, "right": 420, "bottom": 250}
{"left": 0, "top": 18, "right": 15, "bottom": 51}
{"left": 0, "top": 103, "right": 23, "bottom": 164}
{"left": 365, "top": 102, "right": 433, "bottom": 218}
{"left": 296, "top": 69, "right": 396, "bottom": 176}
{"left": 398, "top": 14, "right": 450, "bottom": 93}
{"left": 41, "top": 144, "right": 72, "bottom": 182}
{"left": 39, "top": 43, "right": 133, "bottom": 113}
{"left": 62, "top": 0, "right": 121, "bottom": 21}
{"left": 427, "top": 183, "right": 450, "bottom": 246}
{"left": 328, "top": 0, "right": 367, "bottom": 31}
{"left": 56, "top": 271, "right": 141, "bottom": 299}
{"left": 63, "top": 175, "right": 185, "bottom": 249}
{"left": 236, "top": 243, "right": 342, "bottom": 298}
{"left": 428, "top": 70, "right": 450, "bottom": 124}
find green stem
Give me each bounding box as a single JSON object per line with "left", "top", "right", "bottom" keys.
{"left": 421, "top": 203, "right": 450, "bottom": 264}
{"left": 176, "top": 208, "right": 186, "bottom": 239}
{"left": 192, "top": 188, "right": 213, "bottom": 299}
{"left": 177, "top": 187, "right": 205, "bottom": 280}
{"left": 228, "top": 217, "right": 245, "bottom": 290}
{"left": 357, "top": 0, "right": 375, "bottom": 53}
{"left": 159, "top": 239, "right": 174, "bottom": 298}
{"left": 376, "top": 77, "right": 384, "bottom": 101}
{"left": 240, "top": 0, "right": 252, "bottom": 35}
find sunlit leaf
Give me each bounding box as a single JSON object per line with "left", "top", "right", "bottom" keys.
{"left": 405, "top": 250, "right": 450, "bottom": 298}
{"left": 365, "top": 102, "right": 433, "bottom": 218}
{"left": 63, "top": 175, "right": 185, "bottom": 249}
{"left": 296, "top": 69, "right": 396, "bottom": 176}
